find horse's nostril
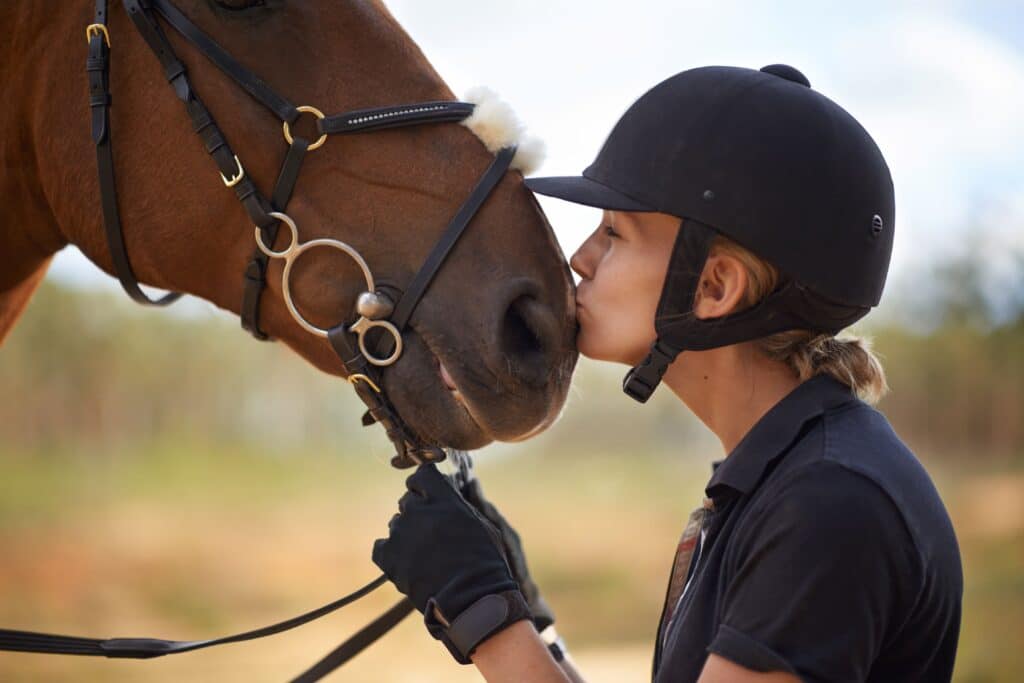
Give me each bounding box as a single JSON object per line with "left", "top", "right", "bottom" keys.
{"left": 500, "top": 295, "right": 554, "bottom": 386}
{"left": 503, "top": 297, "right": 544, "bottom": 356}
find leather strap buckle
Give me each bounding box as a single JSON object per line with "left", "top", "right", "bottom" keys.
{"left": 220, "top": 154, "right": 245, "bottom": 187}
{"left": 86, "top": 24, "right": 111, "bottom": 47}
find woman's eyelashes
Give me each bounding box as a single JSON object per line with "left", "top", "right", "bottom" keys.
{"left": 603, "top": 225, "right": 620, "bottom": 239}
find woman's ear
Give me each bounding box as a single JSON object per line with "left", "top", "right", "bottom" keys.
{"left": 693, "top": 252, "right": 749, "bottom": 320}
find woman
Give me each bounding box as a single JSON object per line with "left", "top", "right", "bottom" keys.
{"left": 372, "top": 64, "right": 963, "bottom": 682}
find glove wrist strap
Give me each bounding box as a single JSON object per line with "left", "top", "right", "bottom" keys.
{"left": 425, "top": 590, "right": 532, "bottom": 664}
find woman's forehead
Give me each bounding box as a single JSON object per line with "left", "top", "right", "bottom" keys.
{"left": 607, "top": 209, "right": 679, "bottom": 234}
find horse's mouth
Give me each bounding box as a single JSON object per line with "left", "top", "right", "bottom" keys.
{"left": 438, "top": 359, "right": 461, "bottom": 400}
{"left": 383, "top": 325, "right": 571, "bottom": 451}
{"left": 434, "top": 355, "right": 488, "bottom": 435}
{"left": 434, "top": 350, "right": 557, "bottom": 444}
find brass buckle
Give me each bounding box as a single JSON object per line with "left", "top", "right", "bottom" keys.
{"left": 220, "top": 155, "right": 245, "bottom": 188}
{"left": 348, "top": 373, "right": 382, "bottom": 394}
{"left": 283, "top": 105, "right": 327, "bottom": 151}
{"left": 86, "top": 24, "right": 111, "bottom": 48}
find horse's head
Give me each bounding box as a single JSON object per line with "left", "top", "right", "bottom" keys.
{"left": 50, "top": 0, "right": 578, "bottom": 451}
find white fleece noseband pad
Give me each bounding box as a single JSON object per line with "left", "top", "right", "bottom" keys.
{"left": 460, "top": 87, "right": 545, "bottom": 176}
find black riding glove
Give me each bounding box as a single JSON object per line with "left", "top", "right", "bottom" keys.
{"left": 372, "top": 464, "right": 532, "bottom": 664}
{"left": 458, "top": 476, "right": 556, "bottom": 632}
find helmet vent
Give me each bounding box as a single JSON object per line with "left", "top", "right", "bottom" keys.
{"left": 871, "top": 214, "right": 884, "bottom": 237}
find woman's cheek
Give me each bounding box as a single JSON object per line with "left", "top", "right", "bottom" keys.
{"left": 575, "top": 305, "right": 611, "bottom": 360}
{"left": 574, "top": 305, "right": 599, "bottom": 358}
{"left": 576, "top": 305, "right": 629, "bottom": 363}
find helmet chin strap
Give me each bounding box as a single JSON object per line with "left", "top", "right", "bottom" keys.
{"left": 623, "top": 219, "right": 869, "bottom": 403}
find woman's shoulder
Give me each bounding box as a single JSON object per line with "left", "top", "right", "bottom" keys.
{"left": 764, "top": 402, "right": 961, "bottom": 580}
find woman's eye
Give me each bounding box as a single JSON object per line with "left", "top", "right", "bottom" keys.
{"left": 603, "top": 225, "right": 620, "bottom": 239}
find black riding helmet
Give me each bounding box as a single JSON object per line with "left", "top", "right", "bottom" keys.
{"left": 526, "top": 64, "right": 895, "bottom": 402}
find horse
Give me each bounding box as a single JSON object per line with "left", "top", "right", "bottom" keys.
{"left": 0, "top": 0, "right": 578, "bottom": 455}
{"left": 0, "top": 0, "right": 578, "bottom": 677}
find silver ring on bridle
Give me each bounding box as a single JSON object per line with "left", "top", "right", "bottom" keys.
{"left": 257, "top": 211, "right": 404, "bottom": 367}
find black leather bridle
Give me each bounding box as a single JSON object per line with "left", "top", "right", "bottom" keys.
{"left": 0, "top": 0, "right": 516, "bottom": 678}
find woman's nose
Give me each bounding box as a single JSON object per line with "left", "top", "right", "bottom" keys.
{"left": 570, "top": 237, "right": 600, "bottom": 280}
{"left": 571, "top": 225, "right": 607, "bottom": 280}
{"left": 569, "top": 250, "right": 589, "bottom": 280}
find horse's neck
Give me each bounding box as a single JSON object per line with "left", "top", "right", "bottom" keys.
{"left": 0, "top": 4, "right": 77, "bottom": 343}
{"left": 0, "top": 1, "right": 240, "bottom": 336}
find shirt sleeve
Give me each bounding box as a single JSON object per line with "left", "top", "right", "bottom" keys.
{"left": 707, "top": 461, "right": 922, "bottom": 682}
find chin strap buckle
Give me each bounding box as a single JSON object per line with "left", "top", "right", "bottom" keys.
{"left": 622, "top": 339, "right": 680, "bottom": 403}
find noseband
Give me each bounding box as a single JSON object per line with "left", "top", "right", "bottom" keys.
{"left": 0, "top": 0, "right": 518, "bottom": 677}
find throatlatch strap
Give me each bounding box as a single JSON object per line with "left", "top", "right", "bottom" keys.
{"left": 0, "top": 576, "right": 387, "bottom": 659}
{"left": 91, "top": 0, "right": 182, "bottom": 306}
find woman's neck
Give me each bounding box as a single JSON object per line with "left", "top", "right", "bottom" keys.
{"left": 661, "top": 343, "right": 802, "bottom": 455}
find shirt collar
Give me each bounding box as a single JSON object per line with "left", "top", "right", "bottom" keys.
{"left": 705, "top": 375, "right": 857, "bottom": 499}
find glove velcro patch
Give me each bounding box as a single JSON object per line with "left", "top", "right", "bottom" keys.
{"left": 425, "top": 590, "right": 533, "bottom": 664}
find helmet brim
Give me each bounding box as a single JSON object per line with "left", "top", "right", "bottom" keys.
{"left": 524, "top": 175, "right": 656, "bottom": 212}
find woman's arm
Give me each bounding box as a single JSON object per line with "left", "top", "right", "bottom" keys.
{"left": 473, "top": 621, "right": 588, "bottom": 683}
{"left": 471, "top": 621, "right": 569, "bottom": 683}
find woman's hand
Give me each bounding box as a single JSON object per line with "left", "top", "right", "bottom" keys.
{"left": 372, "top": 464, "right": 533, "bottom": 663}
{"left": 458, "top": 474, "right": 557, "bottom": 632}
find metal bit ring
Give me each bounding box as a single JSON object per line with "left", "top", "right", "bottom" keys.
{"left": 259, "top": 211, "right": 404, "bottom": 367}
{"left": 349, "top": 317, "right": 403, "bottom": 366}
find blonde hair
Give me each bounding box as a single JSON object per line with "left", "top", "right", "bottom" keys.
{"left": 712, "top": 236, "right": 889, "bottom": 405}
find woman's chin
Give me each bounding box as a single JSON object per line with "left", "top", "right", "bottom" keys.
{"left": 576, "top": 332, "right": 639, "bottom": 366}
{"left": 574, "top": 330, "right": 602, "bottom": 361}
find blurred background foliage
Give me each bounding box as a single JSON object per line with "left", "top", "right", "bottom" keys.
{"left": 1, "top": 242, "right": 1022, "bottom": 682}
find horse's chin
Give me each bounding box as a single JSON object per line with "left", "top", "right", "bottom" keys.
{"left": 435, "top": 357, "right": 558, "bottom": 445}
{"left": 381, "top": 330, "right": 566, "bottom": 451}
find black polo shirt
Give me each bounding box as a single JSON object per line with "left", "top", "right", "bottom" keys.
{"left": 652, "top": 375, "right": 963, "bottom": 682}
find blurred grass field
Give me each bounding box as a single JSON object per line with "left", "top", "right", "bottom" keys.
{"left": 2, "top": 270, "right": 1023, "bottom": 681}
{"left": 1, "top": 439, "right": 1021, "bottom": 681}
{"left": 0, "top": 439, "right": 699, "bottom": 682}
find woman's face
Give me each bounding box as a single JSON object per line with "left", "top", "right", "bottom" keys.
{"left": 570, "top": 210, "right": 681, "bottom": 365}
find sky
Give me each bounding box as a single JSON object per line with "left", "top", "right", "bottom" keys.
{"left": 49, "top": 0, "right": 1024, "bottom": 312}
